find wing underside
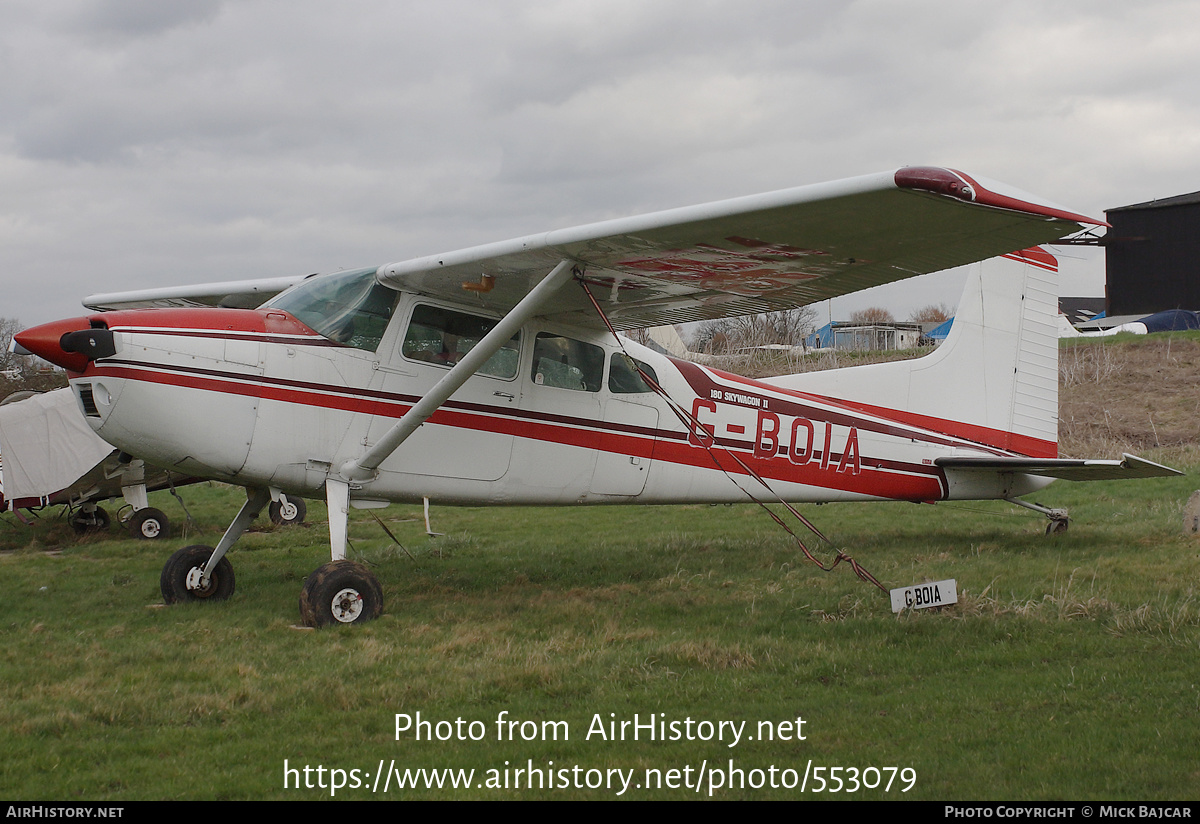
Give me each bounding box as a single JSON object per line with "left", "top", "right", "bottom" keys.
{"left": 377, "top": 167, "right": 1101, "bottom": 330}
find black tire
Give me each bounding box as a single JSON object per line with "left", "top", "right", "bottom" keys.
{"left": 268, "top": 497, "right": 307, "bottom": 526}
{"left": 70, "top": 506, "right": 110, "bottom": 535}
{"left": 161, "top": 545, "right": 235, "bottom": 604}
{"left": 299, "top": 560, "right": 383, "bottom": 628}
{"left": 1046, "top": 518, "right": 1069, "bottom": 535}
{"left": 128, "top": 507, "right": 170, "bottom": 540}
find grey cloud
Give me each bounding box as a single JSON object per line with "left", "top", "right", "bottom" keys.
{"left": 68, "top": 0, "right": 225, "bottom": 39}
{"left": 3, "top": 0, "right": 1200, "bottom": 326}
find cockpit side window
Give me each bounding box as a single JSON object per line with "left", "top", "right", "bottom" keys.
{"left": 266, "top": 268, "right": 399, "bottom": 352}
{"left": 402, "top": 304, "right": 520, "bottom": 379}
{"left": 532, "top": 333, "right": 604, "bottom": 392}
{"left": 608, "top": 353, "right": 659, "bottom": 393}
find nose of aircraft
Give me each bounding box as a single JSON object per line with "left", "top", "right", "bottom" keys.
{"left": 14, "top": 317, "right": 107, "bottom": 373}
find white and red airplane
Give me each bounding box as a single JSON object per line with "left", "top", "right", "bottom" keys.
{"left": 16, "top": 167, "right": 1179, "bottom": 627}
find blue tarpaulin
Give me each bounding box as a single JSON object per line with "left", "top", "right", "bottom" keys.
{"left": 927, "top": 318, "right": 954, "bottom": 340}
{"left": 1139, "top": 309, "right": 1200, "bottom": 332}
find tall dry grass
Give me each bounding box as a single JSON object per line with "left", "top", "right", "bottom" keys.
{"left": 1058, "top": 334, "right": 1200, "bottom": 461}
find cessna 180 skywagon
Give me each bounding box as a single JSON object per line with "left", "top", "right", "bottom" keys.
{"left": 16, "top": 166, "right": 1180, "bottom": 627}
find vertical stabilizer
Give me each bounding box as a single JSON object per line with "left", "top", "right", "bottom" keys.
{"left": 761, "top": 249, "right": 1060, "bottom": 458}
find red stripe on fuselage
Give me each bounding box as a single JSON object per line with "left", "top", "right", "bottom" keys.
{"left": 669, "top": 359, "right": 1045, "bottom": 457}
{"left": 86, "top": 358, "right": 947, "bottom": 500}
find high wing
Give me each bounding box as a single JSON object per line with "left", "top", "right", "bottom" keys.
{"left": 936, "top": 454, "right": 1182, "bottom": 482}
{"left": 377, "top": 166, "right": 1103, "bottom": 330}
{"left": 78, "top": 167, "right": 1099, "bottom": 325}
{"left": 84, "top": 275, "right": 310, "bottom": 311}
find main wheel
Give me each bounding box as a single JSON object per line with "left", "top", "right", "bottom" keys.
{"left": 269, "top": 497, "right": 307, "bottom": 526}
{"left": 299, "top": 560, "right": 383, "bottom": 628}
{"left": 70, "top": 506, "right": 110, "bottom": 535}
{"left": 161, "top": 545, "right": 235, "bottom": 603}
{"left": 129, "top": 507, "right": 170, "bottom": 540}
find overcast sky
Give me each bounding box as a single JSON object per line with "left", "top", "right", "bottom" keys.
{"left": 3, "top": 0, "right": 1199, "bottom": 328}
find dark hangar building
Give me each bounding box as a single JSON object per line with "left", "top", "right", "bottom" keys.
{"left": 1106, "top": 190, "right": 1200, "bottom": 316}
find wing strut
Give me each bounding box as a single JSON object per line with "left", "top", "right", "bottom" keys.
{"left": 340, "top": 258, "right": 576, "bottom": 482}
{"left": 324, "top": 259, "right": 576, "bottom": 562}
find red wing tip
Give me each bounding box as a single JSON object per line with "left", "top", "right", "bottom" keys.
{"left": 895, "top": 166, "right": 1108, "bottom": 227}
{"left": 894, "top": 166, "right": 978, "bottom": 202}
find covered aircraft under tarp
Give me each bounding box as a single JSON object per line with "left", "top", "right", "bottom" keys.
{"left": 0, "top": 388, "right": 115, "bottom": 510}
{"left": 0, "top": 389, "right": 212, "bottom": 538}
{"left": 1060, "top": 308, "right": 1200, "bottom": 338}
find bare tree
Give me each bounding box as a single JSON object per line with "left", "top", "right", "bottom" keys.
{"left": 765, "top": 306, "right": 818, "bottom": 346}
{"left": 0, "top": 317, "right": 68, "bottom": 398}
{"left": 0, "top": 317, "right": 23, "bottom": 373}
{"left": 849, "top": 306, "right": 895, "bottom": 324}
{"left": 694, "top": 306, "right": 817, "bottom": 354}
{"left": 622, "top": 328, "right": 653, "bottom": 346}
{"left": 908, "top": 303, "right": 951, "bottom": 323}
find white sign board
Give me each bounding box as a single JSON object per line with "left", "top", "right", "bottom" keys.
{"left": 890, "top": 579, "right": 958, "bottom": 613}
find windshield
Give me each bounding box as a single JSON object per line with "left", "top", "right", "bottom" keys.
{"left": 265, "top": 268, "right": 399, "bottom": 352}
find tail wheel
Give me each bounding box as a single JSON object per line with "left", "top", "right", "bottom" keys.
{"left": 70, "top": 506, "right": 110, "bottom": 535}
{"left": 129, "top": 507, "right": 170, "bottom": 540}
{"left": 269, "top": 497, "right": 307, "bottom": 526}
{"left": 299, "top": 560, "right": 383, "bottom": 628}
{"left": 161, "top": 545, "right": 235, "bottom": 603}
{"left": 1046, "top": 517, "right": 1069, "bottom": 535}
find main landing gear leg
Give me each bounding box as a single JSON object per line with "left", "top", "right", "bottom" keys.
{"left": 302, "top": 261, "right": 575, "bottom": 628}
{"left": 160, "top": 487, "right": 270, "bottom": 604}
{"left": 298, "top": 479, "right": 383, "bottom": 628}
{"left": 118, "top": 458, "right": 170, "bottom": 540}
{"left": 1006, "top": 497, "right": 1069, "bottom": 535}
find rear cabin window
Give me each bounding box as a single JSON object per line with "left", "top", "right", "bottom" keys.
{"left": 608, "top": 353, "right": 659, "bottom": 393}
{"left": 266, "top": 267, "right": 399, "bottom": 352}
{"left": 402, "top": 305, "right": 520, "bottom": 379}
{"left": 532, "top": 333, "right": 604, "bottom": 392}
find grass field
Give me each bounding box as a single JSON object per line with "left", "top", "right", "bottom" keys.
{"left": 1, "top": 337, "right": 1198, "bottom": 800}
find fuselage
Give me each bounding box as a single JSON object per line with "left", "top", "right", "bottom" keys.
{"left": 24, "top": 277, "right": 1051, "bottom": 508}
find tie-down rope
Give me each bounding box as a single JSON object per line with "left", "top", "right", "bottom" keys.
{"left": 577, "top": 275, "right": 887, "bottom": 594}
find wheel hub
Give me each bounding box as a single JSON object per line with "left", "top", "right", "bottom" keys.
{"left": 185, "top": 566, "right": 215, "bottom": 596}
{"left": 331, "top": 588, "right": 364, "bottom": 622}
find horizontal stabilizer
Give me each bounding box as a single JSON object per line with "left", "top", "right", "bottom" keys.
{"left": 936, "top": 453, "right": 1182, "bottom": 481}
